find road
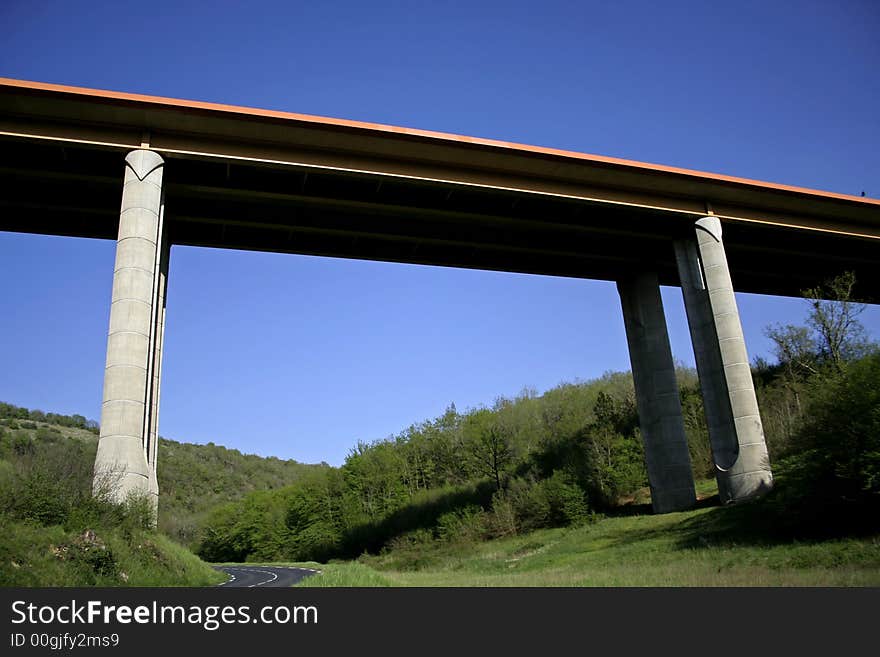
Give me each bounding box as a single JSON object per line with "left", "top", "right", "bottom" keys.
{"left": 215, "top": 565, "right": 319, "bottom": 587}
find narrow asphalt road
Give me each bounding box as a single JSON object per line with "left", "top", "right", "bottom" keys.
{"left": 215, "top": 565, "right": 319, "bottom": 587}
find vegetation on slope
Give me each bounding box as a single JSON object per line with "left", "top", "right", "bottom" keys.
{"left": 0, "top": 407, "right": 321, "bottom": 548}
{"left": 0, "top": 427, "right": 223, "bottom": 586}
{"left": 197, "top": 345, "right": 880, "bottom": 566}
{"left": 197, "top": 272, "right": 880, "bottom": 570}
{"left": 294, "top": 502, "right": 880, "bottom": 587}
{"left": 0, "top": 520, "right": 225, "bottom": 587}
{"left": 0, "top": 406, "right": 317, "bottom": 585}
{"left": 155, "top": 437, "right": 322, "bottom": 546}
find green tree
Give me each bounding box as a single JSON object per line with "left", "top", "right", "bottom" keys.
{"left": 342, "top": 440, "right": 408, "bottom": 519}
{"left": 766, "top": 271, "right": 870, "bottom": 376}
{"left": 464, "top": 409, "right": 513, "bottom": 491}
{"left": 802, "top": 271, "right": 870, "bottom": 370}
{"left": 794, "top": 353, "right": 880, "bottom": 500}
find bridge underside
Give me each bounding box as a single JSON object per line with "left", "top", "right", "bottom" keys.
{"left": 2, "top": 138, "right": 878, "bottom": 300}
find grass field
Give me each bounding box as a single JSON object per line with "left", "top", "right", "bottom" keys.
{"left": 286, "top": 487, "right": 880, "bottom": 587}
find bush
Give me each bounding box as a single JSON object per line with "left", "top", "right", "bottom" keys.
{"left": 760, "top": 353, "right": 880, "bottom": 537}
{"left": 793, "top": 354, "right": 880, "bottom": 500}
{"left": 504, "top": 477, "right": 552, "bottom": 532}
{"left": 0, "top": 432, "right": 154, "bottom": 533}
{"left": 9, "top": 463, "right": 73, "bottom": 525}
{"left": 59, "top": 530, "right": 120, "bottom": 580}
{"left": 35, "top": 427, "right": 62, "bottom": 443}
{"left": 11, "top": 432, "right": 34, "bottom": 456}
{"left": 541, "top": 471, "right": 592, "bottom": 526}
{"left": 489, "top": 472, "right": 592, "bottom": 536}
{"left": 435, "top": 505, "right": 486, "bottom": 543}
{"left": 487, "top": 490, "right": 519, "bottom": 537}
{"left": 681, "top": 385, "right": 714, "bottom": 479}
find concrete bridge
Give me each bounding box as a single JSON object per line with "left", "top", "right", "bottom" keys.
{"left": 2, "top": 78, "right": 879, "bottom": 516}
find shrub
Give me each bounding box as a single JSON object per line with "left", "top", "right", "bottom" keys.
{"left": 502, "top": 477, "right": 551, "bottom": 532}
{"left": 793, "top": 354, "right": 880, "bottom": 500}
{"left": 540, "top": 470, "right": 592, "bottom": 526}
{"left": 488, "top": 472, "right": 592, "bottom": 536}
{"left": 760, "top": 353, "right": 880, "bottom": 537}
{"left": 59, "top": 530, "right": 119, "bottom": 581}
{"left": 487, "top": 490, "right": 519, "bottom": 537}
{"left": 435, "top": 505, "right": 486, "bottom": 543}
{"left": 577, "top": 426, "right": 647, "bottom": 508}
{"left": 11, "top": 432, "right": 34, "bottom": 456}
{"left": 35, "top": 427, "right": 62, "bottom": 443}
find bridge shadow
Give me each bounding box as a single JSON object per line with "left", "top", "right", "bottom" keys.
{"left": 608, "top": 492, "right": 722, "bottom": 519}
{"left": 602, "top": 488, "right": 880, "bottom": 556}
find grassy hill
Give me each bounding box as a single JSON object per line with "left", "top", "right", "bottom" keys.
{"left": 0, "top": 403, "right": 320, "bottom": 586}
{"left": 290, "top": 501, "right": 880, "bottom": 587}
{"left": 155, "top": 437, "right": 323, "bottom": 546}
{"left": 1, "top": 519, "right": 225, "bottom": 587}
{"left": 283, "top": 477, "right": 880, "bottom": 586}
{"left": 0, "top": 407, "right": 322, "bottom": 548}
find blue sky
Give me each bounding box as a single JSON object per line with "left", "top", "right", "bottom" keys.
{"left": 1, "top": 0, "right": 878, "bottom": 466}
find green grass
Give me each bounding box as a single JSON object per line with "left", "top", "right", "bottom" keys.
{"left": 283, "top": 499, "right": 880, "bottom": 587}
{"left": 0, "top": 518, "right": 226, "bottom": 587}
{"left": 290, "top": 562, "right": 394, "bottom": 587}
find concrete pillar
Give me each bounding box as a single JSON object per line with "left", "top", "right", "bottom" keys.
{"left": 618, "top": 272, "right": 696, "bottom": 513}
{"left": 93, "top": 149, "right": 168, "bottom": 520}
{"left": 674, "top": 215, "right": 773, "bottom": 503}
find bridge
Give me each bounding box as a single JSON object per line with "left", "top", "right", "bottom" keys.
{"left": 2, "top": 78, "right": 879, "bottom": 516}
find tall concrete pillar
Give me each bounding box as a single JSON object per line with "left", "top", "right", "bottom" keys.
{"left": 617, "top": 272, "right": 696, "bottom": 513}
{"left": 93, "top": 150, "right": 168, "bottom": 520}
{"left": 674, "top": 215, "right": 772, "bottom": 503}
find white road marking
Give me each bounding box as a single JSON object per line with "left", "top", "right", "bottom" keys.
{"left": 217, "top": 566, "right": 320, "bottom": 586}
{"left": 246, "top": 569, "right": 279, "bottom": 587}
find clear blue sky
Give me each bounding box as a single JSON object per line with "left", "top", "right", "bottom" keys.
{"left": 1, "top": 0, "right": 878, "bottom": 466}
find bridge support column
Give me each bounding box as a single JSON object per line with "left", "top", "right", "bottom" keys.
{"left": 93, "top": 149, "right": 168, "bottom": 522}
{"left": 674, "top": 216, "right": 772, "bottom": 504}
{"left": 617, "top": 272, "right": 696, "bottom": 513}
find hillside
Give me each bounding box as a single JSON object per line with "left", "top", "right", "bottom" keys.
{"left": 1, "top": 519, "right": 225, "bottom": 587}
{"left": 292, "top": 496, "right": 880, "bottom": 587}
{"left": 0, "top": 404, "right": 322, "bottom": 548}
{"left": 0, "top": 409, "right": 225, "bottom": 586}
{"left": 156, "top": 437, "right": 324, "bottom": 545}
{"left": 0, "top": 404, "right": 322, "bottom": 586}
{"left": 195, "top": 349, "right": 880, "bottom": 575}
